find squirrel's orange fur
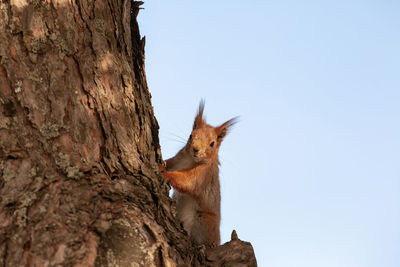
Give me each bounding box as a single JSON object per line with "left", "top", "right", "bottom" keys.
{"left": 160, "top": 100, "right": 237, "bottom": 247}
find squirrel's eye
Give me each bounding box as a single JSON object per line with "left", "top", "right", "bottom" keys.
{"left": 189, "top": 134, "right": 192, "bottom": 139}
{"left": 210, "top": 141, "right": 215, "bottom": 147}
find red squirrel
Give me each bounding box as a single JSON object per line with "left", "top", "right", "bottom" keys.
{"left": 160, "top": 100, "right": 238, "bottom": 247}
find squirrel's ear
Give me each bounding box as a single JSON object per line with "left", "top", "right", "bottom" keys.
{"left": 215, "top": 116, "right": 239, "bottom": 141}
{"left": 193, "top": 99, "right": 205, "bottom": 130}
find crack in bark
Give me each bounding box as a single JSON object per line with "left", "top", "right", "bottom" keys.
{"left": 2, "top": 241, "right": 7, "bottom": 267}
{"left": 106, "top": 1, "right": 121, "bottom": 53}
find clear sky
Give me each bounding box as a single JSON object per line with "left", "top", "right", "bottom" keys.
{"left": 138, "top": 1, "right": 400, "bottom": 266}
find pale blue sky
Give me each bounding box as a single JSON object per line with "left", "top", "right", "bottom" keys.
{"left": 138, "top": 1, "right": 400, "bottom": 266}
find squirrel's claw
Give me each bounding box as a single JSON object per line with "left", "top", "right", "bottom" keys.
{"left": 158, "top": 160, "right": 166, "bottom": 174}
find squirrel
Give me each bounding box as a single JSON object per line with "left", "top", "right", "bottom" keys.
{"left": 160, "top": 100, "right": 238, "bottom": 247}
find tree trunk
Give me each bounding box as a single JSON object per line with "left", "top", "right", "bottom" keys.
{"left": 0, "top": 1, "right": 257, "bottom": 266}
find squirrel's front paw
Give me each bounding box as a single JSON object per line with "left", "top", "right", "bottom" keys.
{"left": 158, "top": 160, "right": 166, "bottom": 174}
{"left": 208, "top": 242, "right": 218, "bottom": 248}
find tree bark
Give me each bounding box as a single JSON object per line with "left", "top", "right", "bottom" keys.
{"left": 0, "top": 0, "right": 257, "bottom": 266}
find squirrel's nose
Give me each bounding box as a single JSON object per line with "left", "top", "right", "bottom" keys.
{"left": 193, "top": 147, "right": 199, "bottom": 154}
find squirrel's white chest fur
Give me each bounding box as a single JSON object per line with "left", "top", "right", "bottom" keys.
{"left": 172, "top": 191, "right": 207, "bottom": 244}
{"left": 173, "top": 191, "right": 198, "bottom": 229}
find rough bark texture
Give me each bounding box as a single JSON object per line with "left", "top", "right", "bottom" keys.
{"left": 0, "top": 0, "right": 257, "bottom": 266}
{"left": 205, "top": 231, "right": 257, "bottom": 267}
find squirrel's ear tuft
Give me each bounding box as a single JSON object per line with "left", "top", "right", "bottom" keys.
{"left": 193, "top": 99, "right": 206, "bottom": 129}
{"left": 216, "top": 116, "right": 239, "bottom": 141}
